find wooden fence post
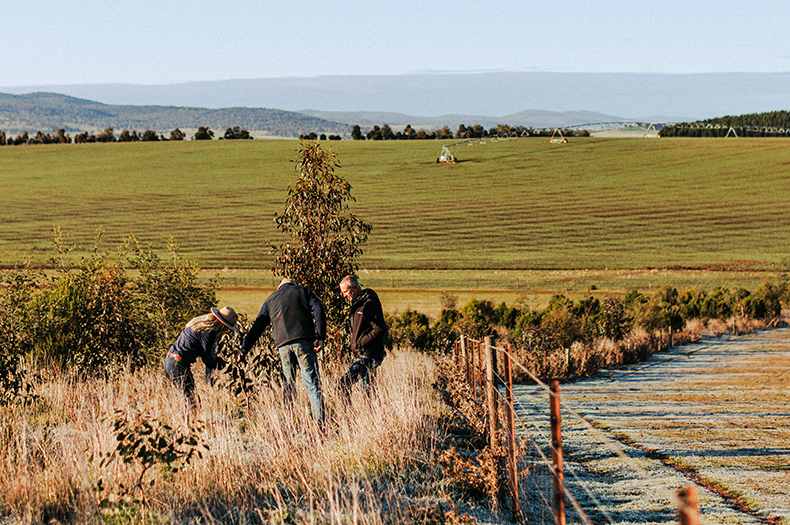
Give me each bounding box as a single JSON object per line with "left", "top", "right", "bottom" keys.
{"left": 505, "top": 343, "right": 521, "bottom": 520}
{"left": 459, "top": 336, "right": 468, "bottom": 384}
{"left": 472, "top": 340, "right": 479, "bottom": 397}
{"left": 484, "top": 336, "right": 499, "bottom": 448}
{"left": 475, "top": 341, "right": 483, "bottom": 393}
{"left": 678, "top": 485, "right": 700, "bottom": 525}
{"left": 550, "top": 380, "right": 566, "bottom": 525}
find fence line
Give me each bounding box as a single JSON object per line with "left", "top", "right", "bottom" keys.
{"left": 452, "top": 334, "right": 702, "bottom": 525}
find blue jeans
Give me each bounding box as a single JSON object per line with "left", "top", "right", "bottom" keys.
{"left": 164, "top": 354, "right": 196, "bottom": 408}
{"left": 339, "top": 355, "right": 381, "bottom": 401}
{"left": 279, "top": 342, "right": 325, "bottom": 424}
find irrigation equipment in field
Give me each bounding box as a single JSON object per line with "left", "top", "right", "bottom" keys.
{"left": 437, "top": 131, "right": 525, "bottom": 164}
{"left": 550, "top": 129, "right": 568, "bottom": 143}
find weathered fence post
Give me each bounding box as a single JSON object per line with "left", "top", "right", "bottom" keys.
{"left": 505, "top": 343, "right": 521, "bottom": 520}
{"left": 460, "top": 335, "right": 468, "bottom": 384}
{"left": 677, "top": 485, "right": 700, "bottom": 525}
{"left": 477, "top": 340, "right": 483, "bottom": 391}
{"left": 550, "top": 380, "right": 566, "bottom": 525}
{"left": 484, "top": 336, "right": 499, "bottom": 448}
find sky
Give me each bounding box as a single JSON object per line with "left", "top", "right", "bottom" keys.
{"left": 2, "top": 0, "right": 790, "bottom": 87}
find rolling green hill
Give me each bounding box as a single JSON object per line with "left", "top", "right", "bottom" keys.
{"left": 1, "top": 137, "right": 788, "bottom": 270}
{"left": 0, "top": 92, "right": 350, "bottom": 137}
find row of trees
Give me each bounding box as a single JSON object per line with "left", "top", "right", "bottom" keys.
{"left": 298, "top": 132, "right": 342, "bottom": 141}
{"left": 351, "top": 123, "right": 588, "bottom": 140}
{"left": 3, "top": 122, "right": 595, "bottom": 145}
{"left": 659, "top": 125, "right": 790, "bottom": 138}
{"left": 0, "top": 126, "right": 254, "bottom": 146}
{"left": 659, "top": 110, "right": 790, "bottom": 138}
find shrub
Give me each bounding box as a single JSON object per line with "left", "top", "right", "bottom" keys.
{"left": 389, "top": 309, "right": 433, "bottom": 351}
{"left": 0, "top": 229, "right": 218, "bottom": 375}
{"left": 754, "top": 277, "right": 785, "bottom": 319}
{"left": 598, "top": 297, "right": 630, "bottom": 341}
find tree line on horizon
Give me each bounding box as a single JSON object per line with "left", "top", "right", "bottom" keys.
{"left": 659, "top": 110, "right": 790, "bottom": 137}
{"left": 0, "top": 126, "right": 254, "bottom": 146}
{"left": 350, "top": 123, "right": 589, "bottom": 140}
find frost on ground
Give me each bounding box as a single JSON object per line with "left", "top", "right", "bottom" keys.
{"left": 512, "top": 328, "right": 790, "bottom": 525}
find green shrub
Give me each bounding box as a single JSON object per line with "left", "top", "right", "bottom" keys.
{"left": 598, "top": 297, "right": 630, "bottom": 341}
{"left": 0, "top": 229, "right": 218, "bottom": 375}
{"left": 389, "top": 309, "right": 434, "bottom": 351}
{"left": 754, "top": 277, "right": 785, "bottom": 319}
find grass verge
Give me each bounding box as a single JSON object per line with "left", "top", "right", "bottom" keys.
{"left": 1, "top": 350, "right": 482, "bottom": 524}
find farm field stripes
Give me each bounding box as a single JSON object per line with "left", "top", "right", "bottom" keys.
{"left": 1, "top": 138, "right": 789, "bottom": 269}
{"left": 514, "top": 328, "right": 790, "bottom": 523}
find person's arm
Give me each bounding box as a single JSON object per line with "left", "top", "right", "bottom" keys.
{"left": 356, "top": 298, "right": 387, "bottom": 353}
{"left": 308, "top": 288, "right": 326, "bottom": 342}
{"left": 243, "top": 302, "right": 271, "bottom": 353}
{"left": 201, "top": 330, "right": 221, "bottom": 370}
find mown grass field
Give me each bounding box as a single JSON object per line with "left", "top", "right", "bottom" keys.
{"left": 1, "top": 137, "right": 789, "bottom": 271}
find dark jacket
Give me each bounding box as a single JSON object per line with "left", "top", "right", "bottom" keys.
{"left": 168, "top": 327, "right": 221, "bottom": 368}
{"left": 243, "top": 283, "right": 326, "bottom": 352}
{"left": 349, "top": 288, "right": 387, "bottom": 361}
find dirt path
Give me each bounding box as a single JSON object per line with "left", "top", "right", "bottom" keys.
{"left": 513, "top": 328, "right": 790, "bottom": 525}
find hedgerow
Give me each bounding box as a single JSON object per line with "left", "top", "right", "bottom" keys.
{"left": 387, "top": 277, "right": 789, "bottom": 381}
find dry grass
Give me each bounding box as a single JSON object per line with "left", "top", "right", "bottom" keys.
{"left": 510, "top": 316, "right": 777, "bottom": 383}
{"left": 0, "top": 350, "right": 447, "bottom": 524}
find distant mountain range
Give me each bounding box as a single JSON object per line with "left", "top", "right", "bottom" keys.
{"left": 3, "top": 72, "right": 789, "bottom": 122}
{"left": 2, "top": 70, "right": 789, "bottom": 137}
{"left": 0, "top": 92, "right": 645, "bottom": 137}
{"left": 0, "top": 92, "right": 349, "bottom": 137}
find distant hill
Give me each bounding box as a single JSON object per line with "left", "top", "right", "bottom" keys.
{"left": 0, "top": 92, "right": 350, "bottom": 137}
{"left": 5, "top": 72, "right": 789, "bottom": 121}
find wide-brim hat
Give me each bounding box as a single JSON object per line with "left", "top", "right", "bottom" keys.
{"left": 211, "top": 306, "right": 239, "bottom": 333}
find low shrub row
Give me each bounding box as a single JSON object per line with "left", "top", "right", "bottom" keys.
{"left": 387, "top": 277, "right": 790, "bottom": 381}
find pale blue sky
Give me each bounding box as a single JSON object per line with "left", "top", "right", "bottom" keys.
{"left": 3, "top": 0, "right": 789, "bottom": 86}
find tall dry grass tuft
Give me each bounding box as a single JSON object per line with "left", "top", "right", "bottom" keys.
{"left": 0, "top": 350, "right": 443, "bottom": 524}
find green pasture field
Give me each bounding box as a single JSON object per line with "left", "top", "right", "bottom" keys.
{"left": 1, "top": 137, "right": 789, "bottom": 272}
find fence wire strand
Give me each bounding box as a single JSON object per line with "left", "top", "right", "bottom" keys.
{"left": 456, "top": 336, "right": 693, "bottom": 525}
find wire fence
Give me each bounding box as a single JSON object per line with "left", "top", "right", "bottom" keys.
{"left": 452, "top": 334, "right": 702, "bottom": 525}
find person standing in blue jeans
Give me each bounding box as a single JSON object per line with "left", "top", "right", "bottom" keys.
{"left": 164, "top": 306, "right": 239, "bottom": 409}
{"left": 243, "top": 278, "right": 326, "bottom": 426}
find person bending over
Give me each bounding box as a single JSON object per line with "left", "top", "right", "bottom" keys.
{"left": 164, "top": 306, "right": 239, "bottom": 409}
{"left": 243, "top": 278, "right": 327, "bottom": 426}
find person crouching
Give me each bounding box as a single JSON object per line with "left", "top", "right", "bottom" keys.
{"left": 164, "top": 306, "right": 239, "bottom": 409}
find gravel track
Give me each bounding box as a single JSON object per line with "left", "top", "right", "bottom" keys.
{"left": 512, "top": 328, "right": 790, "bottom": 524}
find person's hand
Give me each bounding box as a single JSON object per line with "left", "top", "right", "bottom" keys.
{"left": 314, "top": 340, "right": 324, "bottom": 353}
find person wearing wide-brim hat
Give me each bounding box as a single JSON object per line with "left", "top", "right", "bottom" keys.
{"left": 164, "top": 306, "right": 239, "bottom": 408}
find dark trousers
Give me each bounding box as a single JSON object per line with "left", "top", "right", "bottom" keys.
{"left": 339, "top": 355, "right": 381, "bottom": 401}
{"left": 164, "top": 354, "right": 196, "bottom": 408}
